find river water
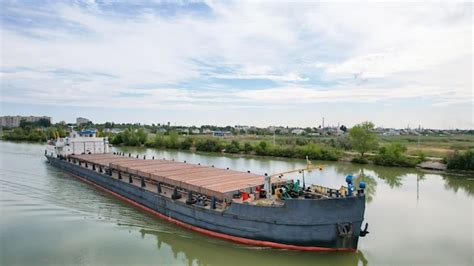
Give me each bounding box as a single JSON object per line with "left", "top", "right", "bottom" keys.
{"left": 0, "top": 141, "right": 472, "bottom": 265}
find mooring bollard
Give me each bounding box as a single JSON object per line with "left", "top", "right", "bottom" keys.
{"left": 157, "top": 182, "right": 161, "bottom": 193}
{"left": 118, "top": 171, "right": 122, "bottom": 180}
{"left": 172, "top": 187, "right": 180, "bottom": 200}
{"left": 186, "top": 190, "right": 193, "bottom": 204}
{"left": 129, "top": 174, "right": 133, "bottom": 183}
{"left": 141, "top": 177, "right": 145, "bottom": 188}
{"left": 211, "top": 196, "right": 216, "bottom": 209}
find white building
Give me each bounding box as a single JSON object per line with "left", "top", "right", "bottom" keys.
{"left": 190, "top": 129, "right": 201, "bottom": 135}
{"left": 0, "top": 115, "right": 51, "bottom": 128}
{"left": 291, "top": 128, "right": 305, "bottom": 135}
{"left": 202, "top": 128, "right": 213, "bottom": 134}
{"left": 46, "top": 129, "right": 109, "bottom": 156}
{"left": 76, "top": 117, "right": 90, "bottom": 125}
{"left": 235, "top": 125, "right": 250, "bottom": 132}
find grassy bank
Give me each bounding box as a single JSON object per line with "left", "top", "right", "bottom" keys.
{"left": 379, "top": 135, "right": 474, "bottom": 158}
{"left": 3, "top": 123, "right": 473, "bottom": 171}
{"left": 110, "top": 130, "right": 342, "bottom": 162}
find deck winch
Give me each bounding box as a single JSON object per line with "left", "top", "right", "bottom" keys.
{"left": 346, "top": 175, "right": 354, "bottom": 196}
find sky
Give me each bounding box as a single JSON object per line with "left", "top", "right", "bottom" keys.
{"left": 0, "top": 0, "right": 472, "bottom": 129}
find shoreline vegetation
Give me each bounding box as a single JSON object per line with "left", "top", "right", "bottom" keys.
{"left": 2, "top": 121, "right": 473, "bottom": 172}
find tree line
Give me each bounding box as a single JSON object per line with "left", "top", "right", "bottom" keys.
{"left": 109, "top": 129, "right": 341, "bottom": 161}
{"left": 2, "top": 120, "right": 472, "bottom": 170}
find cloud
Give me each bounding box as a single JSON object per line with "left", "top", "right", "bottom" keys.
{"left": 0, "top": 1, "right": 472, "bottom": 127}
{"left": 235, "top": 84, "right": 472, "bottom": 105}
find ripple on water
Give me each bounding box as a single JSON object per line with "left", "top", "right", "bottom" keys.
{"left": 2, "top": 141, "right": 473, "bottom": 266}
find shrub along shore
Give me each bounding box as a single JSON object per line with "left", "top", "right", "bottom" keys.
{"left": 2, "top": 121, "right": 473, "bottom": 171}
{"left": 109, "top": 128, "right": 427, "bottom": 167}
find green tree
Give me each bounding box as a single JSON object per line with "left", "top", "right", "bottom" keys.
{"left": 226, "top": 140, "right": 241, "bottom": 153}
{"left": 254, "top": 141, "right": 269, "bottom": 155}
{"left": 167, "top": 130, "right": 179, "bottom": 148}
{"left": 111, "top": 134, "right": 123, "bottom": 145}
{"left": 243, "top": 142, "right": 253, "bottom": 153}
{"left": 180, "top": 137, "right": 194, "bottom": 150}
{"left": 349, "top": 122, "right": 378, "bottom": 157}
{"left": 373, "top": 143, "right": 419, "bottom": 167}
{"left": 196, "top": 138, "right": 222, "bottom": 152}
{"left": 446, "top": 150, "right": 474, "bottom": 170}
{"left": 136, "top": 128, "right": 147, "bottom": 144}
{"left": 153, "top": 133, "right": 166, "bottom": 147}
{"left": 121, "top": 129, "right": 132, "bottom": 144}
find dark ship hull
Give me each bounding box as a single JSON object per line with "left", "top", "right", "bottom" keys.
{"left": 46, "top": 155, "right": 366, "bottom": 251}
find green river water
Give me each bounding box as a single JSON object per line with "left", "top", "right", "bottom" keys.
{"left": 0, "top": 141, "right": 472, "bottom": 265}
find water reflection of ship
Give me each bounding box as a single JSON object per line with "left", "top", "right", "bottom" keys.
{"left": 331, "top": 164, "right": 429, "bottom": 203}
{"left": 138, "top": 228, "right": 368, "bottom": 266}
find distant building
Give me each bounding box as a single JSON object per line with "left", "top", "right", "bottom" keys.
{"left": 156, "top": 128, "right": 167, "bottom": 134}
{"left": 266, "top": 126, "right": 276, "bottom": 134}
{"left": 235, "top": 125, "right": 250, "bottom": 133}
{"left": 190, "top": 129, "right": 201, "bottom": 135}
{"left": 382, "top": 129, "right": 400, "bottom": 136}
{"left": 0, "top": 115, "right": 51, "bottom": 128}
{"left": 202, "top": 128, "right": 213, "bottom": 134}
{"left": 291, "top": 128, "right": 305, "bottom": 135}
{"left": 212, "top": 130, "right": 232, "bottom": 137}
{"left": 76, "top": 117, "right": 90, "bottom": 125}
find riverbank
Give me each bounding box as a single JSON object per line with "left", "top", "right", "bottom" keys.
{"left": 3, "top": 125, "right": 473, "bottom": 172}
{"left": 0, "top": 137, "right": 461, "bottom": 173}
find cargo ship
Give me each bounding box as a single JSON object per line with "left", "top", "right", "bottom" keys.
{"left": 45, "top": 129, "right": 368, "bottom": 251}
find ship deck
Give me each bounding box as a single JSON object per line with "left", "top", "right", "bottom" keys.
{"left": 70, "top": 153, "right": 285, "bottom": 200}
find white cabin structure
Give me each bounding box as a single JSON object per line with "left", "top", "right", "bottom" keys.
{"left": 46, "top": 129, "right": 110, "bottom": 157}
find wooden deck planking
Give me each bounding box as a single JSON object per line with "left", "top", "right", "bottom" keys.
{"left": 70, "top": 154, "right": 285, "bottom": 199}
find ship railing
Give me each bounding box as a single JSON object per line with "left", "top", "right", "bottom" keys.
{"left": 311, "top": 184, "right": 343, "bottom": 198}
{"left": 70, "top": 158, "right": 226, "bottom": 210}
{"left": 310, "top": 184, "right": 362, "bottom": 198}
